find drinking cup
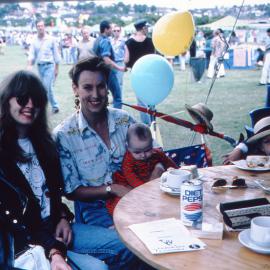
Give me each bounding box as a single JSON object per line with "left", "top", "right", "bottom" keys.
{"left": 161, "top": 169, "right": 191, "bottom": 190}
{"left": 250, "top": 216, "right": 270, "bottom": 248}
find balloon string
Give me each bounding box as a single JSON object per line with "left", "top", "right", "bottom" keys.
{"left": 158, "top": 110, "right": 185, "bottom": 119}
{"left": 204, "top": 0, "right": 245, "bottom": 105}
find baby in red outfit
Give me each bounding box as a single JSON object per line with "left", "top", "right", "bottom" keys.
{"left": 106, "top": 123, "right": 178, "bottom": 215}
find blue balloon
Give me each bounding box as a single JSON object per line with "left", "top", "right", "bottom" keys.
{"left": 131, "top": 54, "right": 174, "bottom": 106}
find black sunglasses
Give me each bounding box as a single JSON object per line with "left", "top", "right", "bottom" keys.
{"left": 212, "top": 177, "right": 247, "bottom": 189}
{"left": 16, "top": 94, "right": 41, "bottom": 108}
{"left": 16, "top": 94, "right": 31, "bottom": 107}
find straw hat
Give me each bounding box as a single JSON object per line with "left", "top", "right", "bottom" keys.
{"left": 185, "top": 103, "right": 213, "bottom": 131}
{"left": 246, "top": 116, "right": 270, "bottom": 144}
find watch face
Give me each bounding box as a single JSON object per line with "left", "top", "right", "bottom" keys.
{"left": 106, "top": 186, "right": 112, "bottom": 193}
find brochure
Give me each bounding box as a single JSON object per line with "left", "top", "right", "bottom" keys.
{"left": 128, "top": 218, "right": 206, "bottom": 254}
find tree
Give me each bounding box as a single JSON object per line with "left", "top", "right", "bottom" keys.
{"left": 195, "top": 16, "right": 210, "bottom": 26}
{"left": 150, "top": 5, "right": 157, "bottom": 13}
{"left": 134, "top": 4, "right": 148, "bottom": 13}
{"left": 47, "top": 2, "right": 58, "bottom": 11}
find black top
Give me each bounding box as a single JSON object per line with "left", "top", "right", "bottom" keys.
{"left": 189, "top": 39, "right": 196, "bottom": 58}
{"left": 126, "top": 37, "right": 155, "bottom": 68}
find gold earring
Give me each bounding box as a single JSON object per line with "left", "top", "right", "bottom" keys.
{"left": 74, "top": 95, "right": 80, "bottom": 111}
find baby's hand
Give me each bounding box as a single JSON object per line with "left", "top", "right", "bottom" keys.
{"left": 155, "top": 163, "right": 165, "bottom": 171}
{"left": 150, "top": 163, "right": 165, "bottom": 180}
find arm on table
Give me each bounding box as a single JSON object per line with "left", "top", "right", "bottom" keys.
{"left": 223, "top": 146, "right": 246, "bottom": 165}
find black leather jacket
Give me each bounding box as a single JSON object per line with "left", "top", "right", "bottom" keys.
{"left": 0, "top": 147, "right": 72, "bottom": 259}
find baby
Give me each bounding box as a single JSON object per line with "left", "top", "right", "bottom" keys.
{"left": 106, "top": 123, "right": 178, "bottom": 214}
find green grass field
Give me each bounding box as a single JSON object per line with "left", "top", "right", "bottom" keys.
{"left": 0, "top": 46, "right": 266, "bottom": 164}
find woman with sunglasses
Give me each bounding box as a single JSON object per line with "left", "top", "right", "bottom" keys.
{"left": 0, "top": 70, "right": 108, "bottom": 270}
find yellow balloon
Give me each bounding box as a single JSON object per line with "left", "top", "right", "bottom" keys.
{"left": 152, "top": 11, "right": 195, "bottom": 56}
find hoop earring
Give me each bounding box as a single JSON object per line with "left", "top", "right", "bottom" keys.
{"left": 74, "top": 95, "right": 80, "bottom": 111}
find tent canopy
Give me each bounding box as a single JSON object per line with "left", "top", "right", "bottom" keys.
{"left": 198, "top": 16, "right": 250, "bottom": 30}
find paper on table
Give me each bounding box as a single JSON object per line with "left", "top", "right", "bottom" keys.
{"left": 128, "top": 218, "right": 206, "bottom": 254}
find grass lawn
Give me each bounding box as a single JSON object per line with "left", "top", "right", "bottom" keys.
{"left": 0, "top": 46, "right": 266, "bottom": 164}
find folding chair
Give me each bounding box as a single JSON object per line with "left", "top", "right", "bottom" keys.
{"left": 265, "top": 84, "right": 270, "bottom": 107}
{"left": 165, "top": 144, "right": 212, "bottom": 168}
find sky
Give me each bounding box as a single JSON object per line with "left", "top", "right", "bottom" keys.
{"left": 20, "top": 0, "right": 270, "bottom": 10}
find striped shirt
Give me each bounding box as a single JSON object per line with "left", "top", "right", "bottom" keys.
{"left": 54, "top": 108, "right": 135, "bottom": 194}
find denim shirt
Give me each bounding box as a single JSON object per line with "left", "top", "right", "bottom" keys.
{"left": 54, "top": 108, "right": 135, "bottom": 194}
{"left": 28, "top": 34, "right": 60, "bottom": 65}
{"left": 93, "top": 35, "right": 115, "bottom": 61}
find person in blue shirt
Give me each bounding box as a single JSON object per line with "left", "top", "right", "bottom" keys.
{"left": 93, "top": 20, "right": 126, "bottom": 109}
{"left": 54, "top": 57, "right": 155, "bottom": 270}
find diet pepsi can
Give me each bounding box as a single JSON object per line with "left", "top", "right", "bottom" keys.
{"left": 180, "top": 179, "right": 203, "bottom": 228}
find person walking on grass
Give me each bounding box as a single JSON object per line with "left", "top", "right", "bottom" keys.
{"left": 27, "top": 19, "right": 60, "bottom": 114}
{"left": 93, "top": 20, "right": 126, "bottom": 109}
{"left": 259, "top": 28, "right": 270, "bottom": 86}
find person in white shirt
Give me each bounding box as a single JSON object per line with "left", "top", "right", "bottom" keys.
{"left": 27, "top": 19, "right": 60, "bottom": 114}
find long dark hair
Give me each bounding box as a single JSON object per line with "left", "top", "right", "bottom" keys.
{"left": 0, "top": 70, "right": 57, "bottom": 162}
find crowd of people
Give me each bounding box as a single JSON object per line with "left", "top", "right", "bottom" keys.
{"left": 0, "top": 17, "right": 270, "bottom": 270}
{"left": 1, "top": 20, "right": 269, "bottom": 93}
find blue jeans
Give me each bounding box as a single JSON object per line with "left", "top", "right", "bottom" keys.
{"left": 108, "top": 70, "right": 122, "bottom": 109}
{"left": 37, "top": 63, "right": 59, "bottom": 110}
{"left": 73, "top": 201, "right": 154, "bottom": 270}
{"left": 62, "top": 48, "right": 71, "bottom": 64}
{"left": 67, "top": 250, "right": 108, "bottom": 270}
{"left": 115, "top": 61, "right": 124, "bottom": 94}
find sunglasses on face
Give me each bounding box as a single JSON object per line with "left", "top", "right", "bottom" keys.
{"left": 16, "top": 94, "right": 41, "bottom": 108}
{"left": 113, "top": 30, "right": 120, "bottom": 32}
{"left": 212, "top": 177, "right": 247, "bottom": 189}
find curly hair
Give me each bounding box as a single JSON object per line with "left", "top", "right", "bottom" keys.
{"left": 69, "top": 56, "right": 110, "bottom": 86}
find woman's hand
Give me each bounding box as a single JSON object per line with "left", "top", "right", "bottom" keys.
{"left": 50, "top": 254, "right": 71, "bottom": 270}
{"left": 55, "top": 218, "right": 72, "bottom": 246}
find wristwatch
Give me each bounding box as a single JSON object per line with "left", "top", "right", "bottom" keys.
{"left": 106, "top": 185, "right": 112, "bottom": 195}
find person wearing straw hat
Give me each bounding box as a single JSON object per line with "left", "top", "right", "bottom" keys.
{"left": 245, "top": 116, "right": 270, "bottom": 155}
{"left": 185, "top": 103, "right": 214, "bottom": 132}
{"left": 224, "top": 116, "right": 270, "bottom": 164}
